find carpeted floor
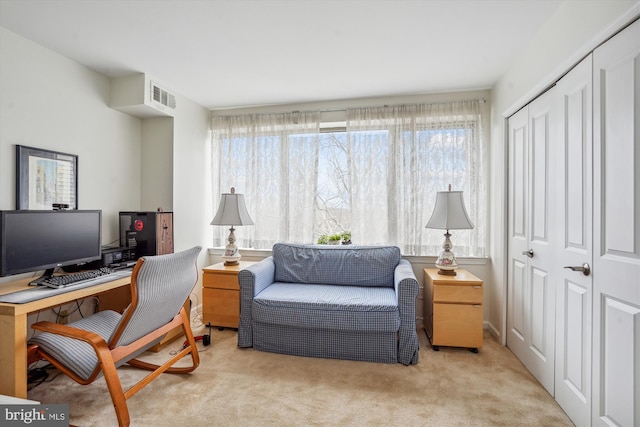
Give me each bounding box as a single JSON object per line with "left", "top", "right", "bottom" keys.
{"left": 27, "top": 326, "right": 573, "bottom": 426}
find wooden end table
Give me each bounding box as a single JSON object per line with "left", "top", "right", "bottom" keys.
{"left": 423, "top": 268, "right": 484, "bottom": 352}
{"left": 202, "top": 261, "right": 256, "bottom": 329}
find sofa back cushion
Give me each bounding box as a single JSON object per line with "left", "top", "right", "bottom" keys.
{"left": 272, "top": 243, "right": 401, "bottom": 287}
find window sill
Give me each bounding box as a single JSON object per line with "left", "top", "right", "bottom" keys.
{"left": 207, "top": 247, "right": 488, "bottom": 266}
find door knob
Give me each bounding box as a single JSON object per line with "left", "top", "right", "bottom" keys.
{"left": 564, "top": 263, "right": 591, "bottom": 276}
{"left": 522, "top": 249, "right": 534, "bottom": 258}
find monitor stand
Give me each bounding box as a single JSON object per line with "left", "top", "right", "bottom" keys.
{"left": 28, "top": 268, "right": 55, "bottom": 286}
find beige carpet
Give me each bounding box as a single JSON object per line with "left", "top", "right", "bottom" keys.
{"left": 27, "top": 326, "right": 573, "bottom": 427}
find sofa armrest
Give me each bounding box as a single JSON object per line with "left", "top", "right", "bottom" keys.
{"left": 394, "top": 259, "right": 419, "bottom": 365}
{"left": 237, "top": 257, "right": 276, "bottom": 347}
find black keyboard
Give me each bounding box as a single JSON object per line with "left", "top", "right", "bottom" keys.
{"left": 40, "top": 267, "right": 118, "bottom": 289}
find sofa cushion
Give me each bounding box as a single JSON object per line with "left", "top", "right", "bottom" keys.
{"left": 272, "top": 243, "right": 401, "bottom": 287}
{"left": 252, "top": 283, "right": 400, "bottom": 332}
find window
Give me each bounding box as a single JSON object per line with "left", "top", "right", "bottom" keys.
{"left": 315, "top": 131, "right": 352, "bottom": 236}
{"left": 211, "top": 100, "right": 487, "bottom": 257}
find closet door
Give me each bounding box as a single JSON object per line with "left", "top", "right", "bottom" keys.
{"left": 507, "top": 89, "right": 557, "bottom": 394}
{"left": 507, "top": 107, "right": 531, "bottom": 376}
{"left": 553, "top": 55, "right": 593, "bottom": 427}
{"left": 592, "top": 19, "right": 640, "bottom": 427}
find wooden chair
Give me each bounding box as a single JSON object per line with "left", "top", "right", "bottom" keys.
{"left": 29, "top": 246, "right": 202, "bottom": 427}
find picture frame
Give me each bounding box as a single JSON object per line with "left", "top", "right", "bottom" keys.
{"left": 16, "top": 145, "right": 78, "bottom": 210}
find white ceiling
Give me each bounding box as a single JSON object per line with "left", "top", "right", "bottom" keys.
{"left": 0, "top": 0, "right": 565, "bottom": 110}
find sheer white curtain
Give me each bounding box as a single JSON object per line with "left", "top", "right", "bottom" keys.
{"left": 210, "top": 111, "right": 320, "bottom": 249}
{"left": 210, "top": 100, "right": 487, "bottom": 257}
{"left": 346, "top": 100, "right": 486, "bottom": 256}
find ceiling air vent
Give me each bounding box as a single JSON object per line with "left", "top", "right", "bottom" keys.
{"left": 151, "top": 82, "right": 176, "bottom": 109}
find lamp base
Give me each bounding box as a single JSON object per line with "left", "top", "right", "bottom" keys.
{"left": 221, "top": 254, "right": 241, "bottom": 266}
{"left": 434, "top": 230, "right": 458, "bottom": 276}
{"left": 221, "top": 226, "right": 241, "bottom": 265}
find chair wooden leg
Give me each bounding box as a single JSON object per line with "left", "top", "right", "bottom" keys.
{"left": 127, "top": 348, "right": 197, "bottom": 374}
{"left": 27, "top": 344, "right": 41, "bottom": 365}
{"left": 127, "top": 314, "right": 199, "bottom": 374}
{"left": 98, "top": 350, "right": 130, "bottom": 427}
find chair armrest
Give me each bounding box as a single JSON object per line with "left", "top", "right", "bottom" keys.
{"left": 31, "top": 320, "right": 115, "bottom": 376}
{"left": 394, "top": 259, "right": 419, "bottom": 365}
{"left": 394, "top": 259, "right": 419, "bottom": 299}
{"left": 31, "top": 320, "right": 123, "bottom": 385}
{"left": 240, "top": 257, "right": 276, "bottom": 297}
{"left": 32, "top": 321, "right": 107, "bottom": 348}
{"left": 237, "top": 257, "right": 275, "bottom": 347}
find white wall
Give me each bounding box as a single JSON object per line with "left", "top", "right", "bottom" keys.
{"left": 141, "top": 117, "right": 174, "bottom": 211}
{"left": 171, "top": 93, "right": 212, "bottom": 304}
{"left": 487, "top": 0, "right": 640, "bottom": 342}
{"left": 0, "top": 27, "right": 142, "bottom": 257}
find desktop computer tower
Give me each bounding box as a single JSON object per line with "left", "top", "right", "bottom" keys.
{"left": 119, "top": 211, "right": 174, "bottom": 259}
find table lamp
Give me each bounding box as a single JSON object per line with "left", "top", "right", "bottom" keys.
{"left": 211, "top": 187, "right": 254, "bottom": 265}
{"left": 425, "top": 185, "right": 474, "bottom": 275}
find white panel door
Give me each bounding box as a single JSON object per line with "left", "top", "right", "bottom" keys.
{"left": 553, "top": 55, "right": 593, "bottom": 427}
{"left": 592, "top": 19, "right": 640, "bottom": 427}
{"left": 507, "top": 89, "right": 557, "bottom": 395}
{"left": 507, "top": 107, "right": 530, "bottom": 370}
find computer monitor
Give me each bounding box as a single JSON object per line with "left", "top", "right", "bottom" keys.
{"left": 0, "top": 210, "right": 102, "bottom": 284}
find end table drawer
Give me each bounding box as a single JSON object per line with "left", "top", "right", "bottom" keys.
{"left": 434, "top": 284, "right": 482, "bottom": 304}
{"left": 203, "top": 273, "right": 239, "bottom": 290}
{"left": 433, "top": 303, "right": 483, "bottom": 348}
{"left": 203, "top": 288, "right": 239, "bottom": 327}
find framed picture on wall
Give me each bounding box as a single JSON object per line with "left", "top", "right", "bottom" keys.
{"left": 16, "top": 145, "right": 78, "bottom": 210}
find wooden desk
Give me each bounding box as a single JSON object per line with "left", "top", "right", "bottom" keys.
{"left": 0, "top": 275, "right": 131, "bottom": 398}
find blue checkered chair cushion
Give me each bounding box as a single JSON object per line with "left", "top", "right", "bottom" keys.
{"left": 253, "top": 283, "right": 400, "bottom": 332}
{"left": 30, "top": 310, "right": 122, "bottom": 381}
{"left": 272, "top": 244, "right": 401, "bottom": 287}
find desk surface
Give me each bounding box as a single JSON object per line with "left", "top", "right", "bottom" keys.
{"left": 0, "top": 275, "right": 131, "bottom": 316}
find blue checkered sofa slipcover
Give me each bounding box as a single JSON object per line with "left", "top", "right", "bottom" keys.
{"left": 237, "top": 243, "right": 419, "bottom": 365}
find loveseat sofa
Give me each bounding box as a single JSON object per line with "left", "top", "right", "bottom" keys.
{"left": 237, "top": 243, "right": 419, "bottom": 365}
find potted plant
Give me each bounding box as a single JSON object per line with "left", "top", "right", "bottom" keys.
{"left": 328, "top": 233, "right": 342, "bottom": 245}
{"left": 341, "top": 231, "right": 352, "bottom": 245}
{"left": 317, "top": 234, "right": 329, "bottom": 244}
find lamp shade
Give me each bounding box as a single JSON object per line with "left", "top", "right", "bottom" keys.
{"left": 210, "top": 188, "right": 254, "bottom": 226}
{"left": 425, "top": 190, "right": 474, "bottom": 230}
